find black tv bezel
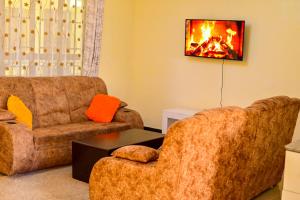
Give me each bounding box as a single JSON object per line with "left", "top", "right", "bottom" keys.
{"left": 184, "top": 19, "right": 246, "bottom": 61}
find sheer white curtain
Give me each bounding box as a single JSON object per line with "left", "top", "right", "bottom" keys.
{"left": 0, "top": 0, "right": 104, "bottom": 77}
{"left": 82, "top": 0, "right": 104, "bottom": 77}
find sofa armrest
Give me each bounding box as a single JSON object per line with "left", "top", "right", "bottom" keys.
{"left": 0, "top": 109, "right": 15, "bottom": 121}
{"left": 113, "top": 108, "right": 144, "bottom": 129}
{"left": 0, "top": 121, "right": 34, "bottom": 175}
{"left": 89, "top": 157, "right": 156, "bottom": 200}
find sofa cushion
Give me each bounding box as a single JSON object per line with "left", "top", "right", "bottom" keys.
{"left": 61, "top": 77, "right": 108, "bottom": 123}
{"left": 31, "top": 77, "right": 71, "bottom": 128}
{"left": 32, "top": 121, "right": 130, "bottom": 150}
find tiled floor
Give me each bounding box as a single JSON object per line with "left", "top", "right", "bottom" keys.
{"left": 0, "top": 166, "right": 281, "bottom": 200}
{"left": 254, "top": 185, "right": 281, "bottom": 200}
{"left": 0, "top": 166, "right": 88, "bottom": 200}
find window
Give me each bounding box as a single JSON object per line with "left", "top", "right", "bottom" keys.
{"left": 0, "top": 0, "right": 85, "bottom": 76}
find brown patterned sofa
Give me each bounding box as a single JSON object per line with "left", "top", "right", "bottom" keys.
{"left": 0, "top": 76, "right": 143, "bottom": 176}
{"left": 89, "top": 96, "right": 300, "bottom": 200}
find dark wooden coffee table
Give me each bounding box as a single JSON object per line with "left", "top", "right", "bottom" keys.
{"left": 72, "top": 129, "right": 164, "bottom": 183}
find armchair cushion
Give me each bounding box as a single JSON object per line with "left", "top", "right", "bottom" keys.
{"left": 0, "top": 109, "right": 15, "bottom": 121}
{"left": 111, "top": 145, "right": 159, "bottom": 163}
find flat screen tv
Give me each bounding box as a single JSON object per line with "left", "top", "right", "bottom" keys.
{"left": 185, "top": 19, "right": 245, "bottom": 60}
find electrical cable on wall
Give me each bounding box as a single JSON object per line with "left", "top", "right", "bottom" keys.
{"left": 220, "top": 59, "right": 225, "bottom": 108}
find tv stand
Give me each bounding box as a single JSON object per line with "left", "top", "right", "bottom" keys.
{"left": 162, "top": 108, "right": 200, "bottom": 134}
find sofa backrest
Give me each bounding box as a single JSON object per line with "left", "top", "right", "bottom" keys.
{"left": 243, "top": 96, "right": 300, "bottom": 197}
{"left": 0, "top": 76, "right": 107, "bottom": 129}
{"left": 52, "top": 76, "right": 107, "bottom": 124}
{"left": 156, "top": 96, "right": 300, "bottom": 200}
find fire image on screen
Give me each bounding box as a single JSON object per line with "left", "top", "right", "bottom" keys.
{"left": 185, "top": 19, "right": 245, "bottom": 60}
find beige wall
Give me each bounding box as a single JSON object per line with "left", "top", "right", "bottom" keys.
{"left": 99, "top": 0, "right": 135, "bottom": 102}
{"left": 101, "top": 0, "right": 300, "bottom": 140}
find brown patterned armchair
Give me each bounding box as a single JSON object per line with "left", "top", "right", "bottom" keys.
{"left": 89, "top": 96, "right": 300, "bottom": 200}
{"left": 0, "top": 76, "right": 143, "bottom": 175}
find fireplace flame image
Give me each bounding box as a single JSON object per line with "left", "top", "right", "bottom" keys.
{"left": 226, "top": 28, "right": 236, "bottom": 49}
{"left": 185, "top": 20, "right": 245, "bottom": 60}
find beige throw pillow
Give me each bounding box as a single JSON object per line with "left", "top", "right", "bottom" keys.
{"left": 112, "top": 145, "right": 159, "bottom": 163}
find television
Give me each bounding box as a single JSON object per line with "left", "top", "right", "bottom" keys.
{"left": 185, "top": 19, "right": 245, "bottom": 60}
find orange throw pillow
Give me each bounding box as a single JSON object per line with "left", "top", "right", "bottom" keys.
{"left": 86, "top": 94, "right": 121, "bottom": 123}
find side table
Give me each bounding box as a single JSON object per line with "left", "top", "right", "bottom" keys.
{"left": 162, "top": 108, "right": 200, "bottom": 134}
{"left": 282, "top": 140, "right": 300, "bottom": 199}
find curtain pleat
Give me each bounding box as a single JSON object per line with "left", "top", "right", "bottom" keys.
{"left": 82, "top": 0, "right": 104, "bottom": 77}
